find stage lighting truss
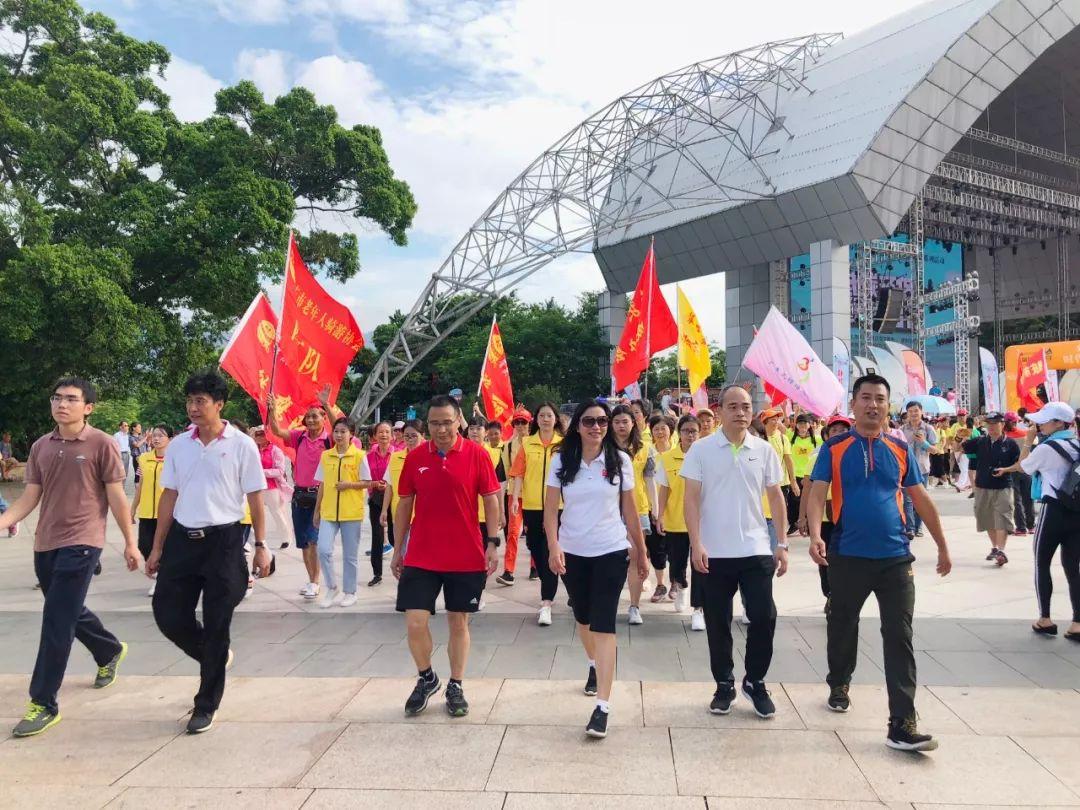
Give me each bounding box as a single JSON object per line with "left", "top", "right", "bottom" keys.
{"left": 349, "top": 33, "right": 842, "bottom": 422}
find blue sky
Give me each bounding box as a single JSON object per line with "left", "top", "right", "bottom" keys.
{"left": 85, "top": 0, "right": 924, "bottom": 351}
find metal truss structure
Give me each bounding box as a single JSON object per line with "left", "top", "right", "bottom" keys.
{"left": 349, "top": 33, "right": 841, "bottom": 422}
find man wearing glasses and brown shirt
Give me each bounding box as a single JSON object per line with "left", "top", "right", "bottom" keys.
{"left": 0, "top": 377, "right": 142, "bottom": 737}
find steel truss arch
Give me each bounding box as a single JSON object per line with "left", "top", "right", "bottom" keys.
{"left": 349, "top": 33, "right": 842, "bottom": 422}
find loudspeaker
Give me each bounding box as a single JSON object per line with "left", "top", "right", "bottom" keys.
{"left": 873, "top": 288, "right": 903, "bottom": 333}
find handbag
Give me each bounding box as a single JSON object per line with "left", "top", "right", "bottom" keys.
{"left": 292, "top": 488, "right": 318, "bottom": 510}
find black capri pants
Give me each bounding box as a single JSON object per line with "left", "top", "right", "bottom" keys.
{"left": 523, "top": 508, "right": 561, "bottom": 602}
{"left": 562, "top": 549, "right": 630, "bottom": 634}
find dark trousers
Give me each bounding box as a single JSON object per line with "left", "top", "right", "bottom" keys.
{"left": 1033, "top": 498, "right": 1080, "bottom": 622}
{"left": 783, "top": 485, "right": 799, "bottom": 530}
{"left": 1012, "top": 472, "right": 1036, "bottom": 531}
{"left": 827, "top": 553, "right": 916, "bottom": 721}
{"left": 152, "top": 523, "right": 247, "bottom": 713}
{"left": 701, "top": 555, "right": 776, "bottom": 684}
{"left": 31, "top": 546, "right": 122, "bottom": 715}
{"left": 666, "top": 531, "right": 690, "bottom": 588}
{"left": 817, "top": 521, "right": 834, "bottom": 598}
{"left": 523, "top": 509, "right": 560, "bottom": 602}
{"left": 368, "top": 491, "right": 393, "bottom": 578}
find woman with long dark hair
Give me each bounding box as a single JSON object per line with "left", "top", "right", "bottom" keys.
{"left": 546, "top": 400, "right": 648, "bottom": 738}
{"left": 509, "top": 401, "right": 564, "bottom": 625}
{"left": 610, "top": 404, "right": 657, "bottom": 625}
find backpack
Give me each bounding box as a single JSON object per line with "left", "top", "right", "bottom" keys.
{"left": 294, "top": 432, "right": 332, "bottom": 451}
{"left": 1045, "top": 439, "right": 1080, "bottom": 512}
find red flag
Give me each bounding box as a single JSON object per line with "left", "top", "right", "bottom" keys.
{"left": 220, "top": 293, "right": 278, "bottom": 406}
{"left": 763, "top": 379, "right": 787, "bottom": 408}
{"left": 612, "top": 241, "right": 678, "bottom": 391}
{"left": 278, "top": 232, "right": 364, "bottom": 410}
{"left": 1017, "top": 349, "right": 1049, "bottom": 412}
{"left": 478, "top": 317, "right": 516, "bottom": 440}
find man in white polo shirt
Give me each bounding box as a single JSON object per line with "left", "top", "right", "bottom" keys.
{"left": 146, "top": 371, "right": 268, "bottom": 734}
{"left": 681, "top": 384, "right": 787, "bottom": 719}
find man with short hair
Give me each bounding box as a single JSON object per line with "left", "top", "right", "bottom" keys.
{"left": 963, "top": 412, "right": 1018, "bottom": 564}
{"left": 149, "top": 371, "right": 268, "bottom": 734}
{"left": 682, "top": 385, "right": 788, "bottom": 719}
{"left": 806, "top": 373, "right": 951, "bottom": 752}
{"left": 391, "top": 395, "right": 501, "bottom": 717}
{"left": 0, "top": 378, "right": 142, "bottom": 737}
{"left": 901, "top": 401, "right": 937, "bottom": 538}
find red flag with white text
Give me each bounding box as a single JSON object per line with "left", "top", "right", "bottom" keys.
{"left": 611, "top": 242, "right": 678, "bottom": 391}
{"left": 479, "top": 318, "right": 516, "bottom": 440}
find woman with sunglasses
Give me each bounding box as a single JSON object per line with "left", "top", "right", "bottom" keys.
{"left": 509, "top": 401, "right": 564, "bottom": 626}
{"left": 656, "top": 414, "right": 702, "bottom": 627}
{"left": 610, "top": 404, "right": 657, "bottom": 625}
{"left": 130, "top": 424, "right": 175, "bottom": 597}
{"left": 546, "top": 400, "right": 648, "bottom": 738}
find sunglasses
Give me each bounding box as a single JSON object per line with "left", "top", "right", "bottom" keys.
{"left": 580, "top": 416, "right": 609, "bottom": 428}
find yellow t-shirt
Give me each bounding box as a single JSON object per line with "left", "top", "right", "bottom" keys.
{"left": 630, "top": 445, "right": 653, "bottom": 517}
{"left": 135, "top": 452, "right": 167, "bottom": 520}
{"left": 767, "top": 430, "right": 792, "bottom": 486}
{"left": 658, "top": 446, "right": 688, "bottom": 533}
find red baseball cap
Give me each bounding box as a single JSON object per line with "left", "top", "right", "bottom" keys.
{"left": 826, "top": 414, "right": 853, "bottom": 429}
{"left": 511, "top": 408, "right": 532, "bottom": 423}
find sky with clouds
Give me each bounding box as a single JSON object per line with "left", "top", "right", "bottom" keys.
{"left": 87, "top": 0, "right": 925, "bottom": 351}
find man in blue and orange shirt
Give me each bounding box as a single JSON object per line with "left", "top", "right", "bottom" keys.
{"left": 805, "top": 373, "right": 952, "bottom": 753}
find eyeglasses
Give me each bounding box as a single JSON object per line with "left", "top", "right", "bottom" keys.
{"left": 580, "top": 416, "right": 609, "bottom": 428}
{"left": 50, "top": 395, "right": 84, "bottom": 405}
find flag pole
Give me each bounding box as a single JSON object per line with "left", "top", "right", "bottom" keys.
{"left": 478, "top": 313, "right": 496, "bottom": 399}
{"left": 643, "top": 237, "right": 655, "bottom": 401}
{"left": 267, "top": 229, "right": 293, "bottom": 397}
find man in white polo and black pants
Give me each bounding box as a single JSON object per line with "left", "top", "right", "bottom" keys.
{"left": 681, "top": 384, "right": 788, "bottom": 718}
{"left": 146, "top": 371, "right": 269, "bottom": 734}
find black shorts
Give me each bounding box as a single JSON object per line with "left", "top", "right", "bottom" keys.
{"left": 562, "top": 549, "right": 629, "bottom": 634}
{"left": 137, "top": 518, "right": 157, "bottom": 560}
{"left": 396, "top": 566, "right": 487, "bottom": 614}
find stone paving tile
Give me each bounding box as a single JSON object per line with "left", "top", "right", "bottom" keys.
{"left": 838, "top": 731, "right": 1080, "bottom": 806}
{"left": 929, "top": 685, "right": 1080, "bottom": 736}
{"left": 991, "top": 651, "right": 1080, "bottom": 688}
{"left": 677, "top": 644, "right": 719, "bottom": 681}
{"left": 781, "top": 683, "right": 972, "bottom": 733}
{"left": 216, "top": 641, "right": 322, "bottom": 677}
{"left": 121, "top": 721, "right": 345, "bottom": 788}
{"left": 925, "top": 651, "right": 1035, "bottom": 687}
{"left": 913, "top": 621, "right": 993, "bottom": 651}
{"left": 336, "top": 677, "right": 501, "bottom": 724}
{"left": 670, "top": 727, "right": 875, "bottom": 800}
{"left": 627, "top": 619, "right": 690, "bottom": 646}
{"left": 283, "top": 616, "right": 368, "bottom": 645}
{"left": 512, "top": 617, "right": 577, "bottom": 646}
{"left": 62, "top": 674, "right": 198, "bottom": 722}
{"left": 487, "top": 725, "right": 676, "bottom": 795}
{"left": 615, "top": 644, "right": 686, "bottom": 681}
{"left": 300, "top": 723, "right": 505, "bottom": 790}
{"left": 107, "top": 787, "right": 312, "bottom": 809}
{"left": 0, "top": 720, "right": 181, "bottom": 786}
{"left": 355, "top": 643, "right": 428, "bottom": 677}
{"left": 549, "top": 644, "right": 591, "bottom": 680}
{"left": 482, "top": 643, "right": 555, "bottom": 678}
{"left": 766, "top": 648, "right": 822, "bottom": 682}
{"left": 216, "top": 677, "right": 366, "bottom": 721}
{"left": 303, "top": 788, "right": 504, "bottom": 809}
{"left": 706, "top": 801, "right": 888, "bottom": 810}
{"left": 1014, "top": 736, "right": 1080, "bottom": 797}
{"left": 643, "top": 681, "right": 805, "bottom": 729}
{"left": 488, "top": 678, "right": 643, "bottom": 727}
{"left": 0, "top": 784, "right": 125, "bottom": 809}
{"left": 503, "top": 795, "right": 706, "bottom": 809}
{"left": 345, "top": 615, "right": 409, "bottom": 644}
{"left": 229, "top": 613, "right": 316, "bottom": 643}
{"left": 68, "top": 640, "right": 186, "bottom": 677}
{"left": 286, "top": 643, "right": 380, "bottom": 677}
{"left": 466, "top": 615, "right": 528, "bottom": 645}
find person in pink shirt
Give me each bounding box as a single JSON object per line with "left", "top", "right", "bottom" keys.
{"left": 366, "top": 422, "right": 395, "bottom": 585}
{"left": 250, "top": 426, "right": 294, "bottom": 550}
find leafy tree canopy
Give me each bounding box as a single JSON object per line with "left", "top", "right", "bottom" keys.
{"left": 0, "top": 0, "right": 416, "bottom": 439}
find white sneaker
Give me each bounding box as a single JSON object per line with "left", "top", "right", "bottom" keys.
{"left": 537, "top": 605, "right": 552, "bottom": 626}
{"left": 339, "top": 593, "right": 357, "bottom": 608}
{"left": 225, "top": 648, "right": 235, "bottom": 670}
{"left": 320, "top": 586, "right": 340, "bottom": 608}
{"left": 691, "top": 608, "right": 705, "bottom": 631}
{"left": 628, "top": 606, "right": 643, "bottom": 625}
{"left": 302, "top": 582, "right": 320, "bottom": 600}
{"left": 477, "top": 598, "right": 486, "bottom": 611}
{"left": 674, "top": 588, "right": 688, "bottom": 613}
{"left": 147, "top": 579, "right": 156, "bottom": 598}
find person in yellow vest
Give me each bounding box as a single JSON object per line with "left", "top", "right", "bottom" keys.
{"left": 656, "top": 414, "right": 703, "bottom": 629}
{"left": 611, "top": 404, "right": 657, "bottom": 626}
{"left": 130, "top": 424, "right": 174, "bottom": 598}
{"left": 313, "top": 418, "right": 377, "bottom": 608}
{"left": 630, "top": 399, "right": 653, "bottom": 445}
{"left": 381, "top": 419, "right": 423, "bottom": 542}
{"left": 468, "top": 417, "right": 505, "bottom": 537}
{"left": 483, "top": 420, "right": 508, "bottom": 532}
{"left": 646, "top": 414, "right": 675, "bottom": 600}
{"left": 509, "top": 401, "right": 564, "bottom": 626}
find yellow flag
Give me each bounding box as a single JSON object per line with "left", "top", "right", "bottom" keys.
{"left": 677, "top": 285, "right": 711, "bottom": 393}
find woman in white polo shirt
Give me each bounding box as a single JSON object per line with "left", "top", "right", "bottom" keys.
{"left": 545, "top": 400, "right": 649, "bottom": 740}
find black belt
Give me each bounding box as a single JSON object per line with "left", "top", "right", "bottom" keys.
{"left": 295, "top": 486, "right": 319, "bottom": 493}
{"left": 178, "top": 522, "right": 238, "bottom": 540}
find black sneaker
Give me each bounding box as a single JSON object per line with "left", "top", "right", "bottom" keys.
{"left": 186, "top": 710, "right": 215, "bottom": 734}
{"left": 741, "top": 679, "right": 776, "bottom": 718}
{"left": 827, "top": 684, "right": 850, "bottom": 712}
{"left": 886, "top": 715, "right": 938, "bottom": 751}
{"left": 985, "top": 548, "right": 998, "bottom": 561}
{"left": 404, "top": 673, "right": 441, "bottom": 716}
{"left": 528, "top": 568, "right": 538, "bottom": 581}
{"left": 584, "top": 666, "right": 598, "bottom": 696}
{"left": 585, "top": 706, "right": 608, "bottom": 738}
{"left": 496, "top": 571, "right": 515, "bottom": 586}
{"left": 368, "top": 575, "right": 382, "bottom": 587}
{"left": 445, "top": 681, "right": 469, "bottom": 717}
{"left": 709, "top": 681, "right": 736, "bottom": 715}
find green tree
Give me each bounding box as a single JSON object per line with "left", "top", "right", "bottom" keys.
{"left": 0, "top": 0, "right": 416, "bottom": 438}
{"left": 644, "top": 343, "right": 727, "bottom": 394}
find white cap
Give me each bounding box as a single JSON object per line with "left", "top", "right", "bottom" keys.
{"left": 393, "top": 420, "right": 405, "bottom": 429}
{"left": 1027, "top": 401, "right": 1076, "bottom": 425}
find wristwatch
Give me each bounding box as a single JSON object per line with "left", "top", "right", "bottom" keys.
{"left": 254, "top": 541, "right": 266, "bottom": 549}
{"left": 776, "top": 542, "right": 789, "bottom": 551}
{"left": 485, "top": 536, "right": 501, "bottom": 548}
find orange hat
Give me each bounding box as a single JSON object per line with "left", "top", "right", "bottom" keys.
{"left": 758, "top": 407, "right": 783, "bottom": 422}
{"left": 511, "top": 408, "right": 532, "bottom": 423}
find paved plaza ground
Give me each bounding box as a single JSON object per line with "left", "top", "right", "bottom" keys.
{"left": 1, "top": 481, "right": 1078, "bottom": 808}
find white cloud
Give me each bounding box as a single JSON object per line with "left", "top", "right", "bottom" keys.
{"left": 211, "top": 0, "right": 289, "bottom": 24}
{"left": 157, "top": 56, "right": 224, "bottom": 121}
{"left": 211, "top": 0, "right": 407, "bottom": 25}
{"left": 235, "top": 49, "right": 293, "bottom": 100}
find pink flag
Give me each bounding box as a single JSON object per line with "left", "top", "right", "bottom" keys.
{"left": 900, "top": 350, "right": 928, "bottom": 396}
{"left": 743, "top": 307, "right": 846, "bottom": 416}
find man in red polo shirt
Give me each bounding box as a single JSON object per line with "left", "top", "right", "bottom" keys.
{"left": 391, "top": 394, "right": 501, "bottom": 718}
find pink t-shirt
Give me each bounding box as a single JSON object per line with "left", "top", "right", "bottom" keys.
{"left": 288, "top": 429, "right": 329, "bottom": 487}
{"left": 366, "top": 444, "right": 393, "bottom": 482}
